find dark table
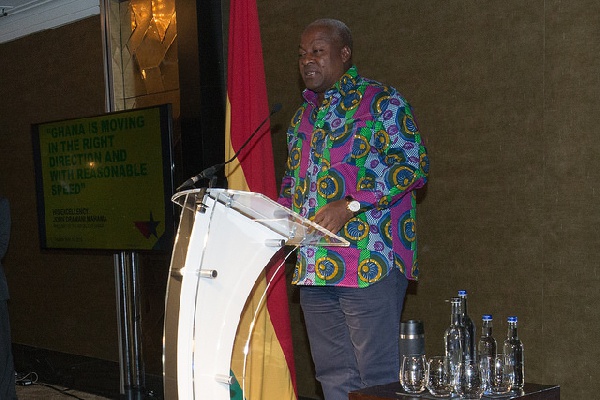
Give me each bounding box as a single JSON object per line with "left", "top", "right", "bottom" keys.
{"left": 349, "top": 382, "right": 559, "bottom": 400}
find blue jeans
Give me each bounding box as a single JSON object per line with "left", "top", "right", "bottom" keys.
{"left": 299, "top": 268, "right": 408, "bottom": 400}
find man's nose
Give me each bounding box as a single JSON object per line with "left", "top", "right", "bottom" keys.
{"left": 300, "top": 54, "right": 314, "bottom": 65}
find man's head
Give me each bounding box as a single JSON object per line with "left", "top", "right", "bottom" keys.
{"left": 298, "top": 19, "right": 353, "bottom": 98}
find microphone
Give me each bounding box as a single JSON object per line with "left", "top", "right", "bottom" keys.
{"left": 176, "top": 103, "right": 282, "bottom": 191}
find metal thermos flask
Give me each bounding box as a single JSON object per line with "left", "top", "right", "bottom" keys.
{"left": 399, "top": 319, "right": 425, "bottom": 358}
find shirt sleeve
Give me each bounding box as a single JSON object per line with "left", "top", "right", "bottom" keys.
{"left": 347, "top": 94, "right": 429, "bottom": 211}
{"left": 277, "top": 173, "right": 293, "bottom": 209}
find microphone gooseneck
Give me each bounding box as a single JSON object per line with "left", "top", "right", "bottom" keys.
{"left": 176, "top": 103, "right": 282, "bottom": 191}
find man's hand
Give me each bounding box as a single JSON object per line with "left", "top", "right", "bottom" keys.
{"left": 313, "top": 199, "right": 354, "bottom": 233}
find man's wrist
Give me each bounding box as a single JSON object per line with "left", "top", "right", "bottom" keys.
{"left": 345, "top": 195, "right": 360, "bottom": 213}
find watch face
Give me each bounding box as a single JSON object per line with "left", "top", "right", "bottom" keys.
{"left": 348, "top": 200, "right": 360, "bottom": 212}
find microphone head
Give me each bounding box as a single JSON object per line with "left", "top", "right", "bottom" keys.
{"left": 271, "top": 103, "right": 282, "bottom": 114}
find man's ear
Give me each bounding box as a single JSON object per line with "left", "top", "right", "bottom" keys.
{"left": 341, "top": 46, "right": 352, "bottom": 63}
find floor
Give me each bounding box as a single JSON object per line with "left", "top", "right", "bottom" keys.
{"left": 13, "top": 344, "right": 163, "bottom": 400}
{"left": 16, "top": 383, "right": 112, "bottom": 399}
{"left": 13, "top": 369, "right": 159, "bottom": 399}
{"left": 12, "top": 344, "right": 318, "bottom": 400}
{"left": 15, "top": 381, "right": 319, "bottom": 400}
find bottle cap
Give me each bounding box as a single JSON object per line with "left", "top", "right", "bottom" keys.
{"left": 507, "top": 316, "right": 518, "bottom": 323}
{"left": 482, "top": 314, "right": 493, "bottom": 321}
{"left": 458, "top": 290, "right": 467, "bottom": 296}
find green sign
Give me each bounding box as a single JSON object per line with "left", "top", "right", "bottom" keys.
{"left": 32, "top": 105, "right": 174, "bottom": 251}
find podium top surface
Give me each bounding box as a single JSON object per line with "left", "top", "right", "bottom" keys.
{"left": 172, "top": 188, "right": 350, "bottom": 247}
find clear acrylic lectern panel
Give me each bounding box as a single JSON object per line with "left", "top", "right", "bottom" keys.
{"left": 163, "top": 188, "right": 348, "bottom": 399}
{"left": 171, "top": 188, "right": 350, "bottom": 247}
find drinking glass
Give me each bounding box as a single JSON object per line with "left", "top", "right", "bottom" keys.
{"left": 488, "top": 354, "right": 513, "bottom": 394}
{"left": 426, "top": 356, "right": 453, "bottom": 397}
{"left": 400, "top": 354, "right": 427, "bottom": 393}
{"left": 455, "top": 360, "right": 483, "bottom": 399}
{"left": 479, "top": 355, "right": 492, "bottom": 393}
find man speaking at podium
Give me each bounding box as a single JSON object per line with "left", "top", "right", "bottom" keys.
{"left": 278, "top": 19, "right": 429, "bottom": 400}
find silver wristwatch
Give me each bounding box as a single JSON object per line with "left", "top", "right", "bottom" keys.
{"left": 345, "top": 196, "right": 360, "bottom": 213}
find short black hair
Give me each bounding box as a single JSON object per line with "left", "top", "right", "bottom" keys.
{"left": 307, "top": 18, "right": 353, "bottom": 52}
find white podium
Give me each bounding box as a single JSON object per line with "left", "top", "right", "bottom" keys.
{"left": 162, "top": 188, "right": 348, "bottom": 399}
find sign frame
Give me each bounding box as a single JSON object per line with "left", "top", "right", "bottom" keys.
{"left": 31, "top": 104, "right": 175, "bottom": 252}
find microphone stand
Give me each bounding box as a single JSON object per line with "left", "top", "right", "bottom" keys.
{"left": 209, "top": 175, "right": 219, "bottom": 189}
{"left": 176, "top": 103, "right": 282, "bottom": 192}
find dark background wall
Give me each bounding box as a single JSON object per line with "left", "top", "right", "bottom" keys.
{"left": 0, "top": 15, "right": 170, "bottom": 385}
{"left": 0, "top": 17, "right": 116, "bottom": 356}
{"left": 259, "top": 2, "right": 600, "bottom": 397}
{"left": 0, "top": 1, "right": 598, "bottom": 399}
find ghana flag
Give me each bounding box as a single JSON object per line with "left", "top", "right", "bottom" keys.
{"left": 224, "top": 1, "right": 297, "bottom": 399}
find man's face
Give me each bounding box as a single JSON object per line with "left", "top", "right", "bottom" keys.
{"left": 298, "top": 24, "right": 350, "bottom": 96}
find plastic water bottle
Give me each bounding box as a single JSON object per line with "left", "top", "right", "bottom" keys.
{"left": 503, "top": 316, "right": 524, "bottom": 388}
{"left": 478, "top": 314, "right": 497, "bottom": 392}
{"left": 444, "top": 297, "right": 465, "bottom": 386}
{"left": 458, "top": 290, "right": 476, "bottom": 362}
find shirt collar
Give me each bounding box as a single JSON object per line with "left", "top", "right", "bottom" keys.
{"left": 302, "top": 65, "right": 359, "bottom": 105}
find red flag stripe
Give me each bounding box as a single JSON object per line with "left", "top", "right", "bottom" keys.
{"left": 227, "top": 0, "right": 297, "bottom": 396}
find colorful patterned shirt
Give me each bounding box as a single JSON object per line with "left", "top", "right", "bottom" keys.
{"left": 278, "top": 66, "right": 429, "bottom": 288}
